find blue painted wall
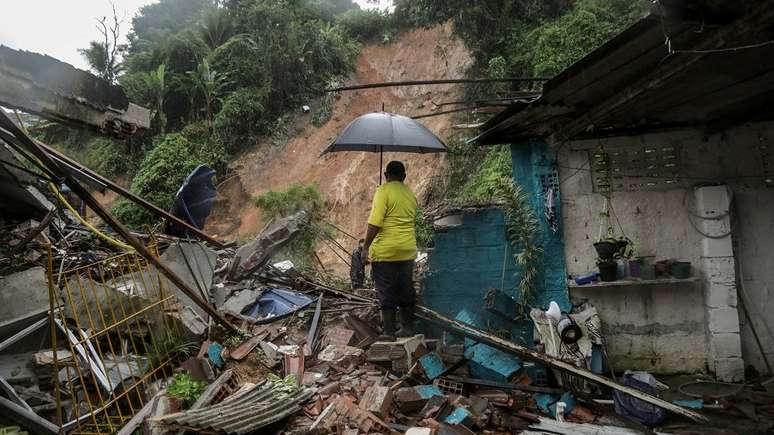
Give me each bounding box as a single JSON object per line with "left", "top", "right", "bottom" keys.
{"left": 423, "top": 208, "right": 524, "bottom": 335}
{"left": 511, "top": 140, "right": 570, "bottom": 311}
{"left": 423, "top": 139, "right": 570, "bottom": 342}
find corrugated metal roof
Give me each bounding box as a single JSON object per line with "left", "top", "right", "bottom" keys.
{"left": 474, "top": 0, "right": 774, "bottom": 145}
{"left": 160, "top": 381, "right": 315, "bottom": 434}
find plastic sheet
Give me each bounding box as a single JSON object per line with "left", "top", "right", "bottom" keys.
{"left": 166, "top": 165, "right": 216, "bottom": 236}
{"left": 244, "top": 288, "right": 315, "bottom": 323}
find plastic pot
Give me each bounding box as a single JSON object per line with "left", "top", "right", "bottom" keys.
{"left": 640, "top": 264, "right": 656, "bottom": 280}
{"left": 671, "top": 261, "right": 692, "bottom": 279}
{"left": 629, "top": 259, "right": 642, "bottom": 278}
{"left": 594, "top": 241, "right": 618, "bottom": 260}
{"left": 598, "top": 261, "right": 618, "bottom": 282}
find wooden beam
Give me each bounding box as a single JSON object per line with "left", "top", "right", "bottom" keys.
{"left": 0, "top": 112, "right": 238, "bottom": 334}
{"left": 415, "top": 306, "right": 708, "bottom": 423}
{"left": 33, "top": 139, "right": 226, "bottom": 247}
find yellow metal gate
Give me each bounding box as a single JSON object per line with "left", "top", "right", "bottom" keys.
{"left": 47, "top": 246, "right": 186, "bottom": 434}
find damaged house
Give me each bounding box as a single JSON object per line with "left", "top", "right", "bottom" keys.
{"left": 430, "top": 0, "right": 774, "bottom": 384}
{"left": 4, "top": 1, "right": 774, "bottom": 434}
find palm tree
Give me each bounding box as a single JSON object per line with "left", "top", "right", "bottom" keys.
{"left": 147, "top": 64, "right": 167, "bottom": 134}
{"left": 186, "top": 60, "right": 227, "bottom": 127}
{"left": 199, "top": 10, "right": 233, "bottom": 53}
{"left": 79, "top": 41, "right": 122, "bottom": 83}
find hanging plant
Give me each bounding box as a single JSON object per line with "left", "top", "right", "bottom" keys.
{"left": 493, "top": 176, "right": 543, "bottom": 310}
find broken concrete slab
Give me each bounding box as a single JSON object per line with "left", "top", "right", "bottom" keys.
{"left": 0, "top": 267, "right": 49, "bottom": 321}
{"left": 159, "top": 242, "right": 217, "bottom": 320}
{"left": 229, "top": 211, "right": 307, "bottom": 279}
{"left": 221, "top": 288, "right": 261, "bottom": 316}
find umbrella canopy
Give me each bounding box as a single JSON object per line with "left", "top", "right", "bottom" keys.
{"left": 324, "top": 112, "right": 448, "bottom": 154}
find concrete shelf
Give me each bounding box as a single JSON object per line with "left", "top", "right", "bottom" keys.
{"left": 569, "top": 276, "right": 699, "bottom": 289}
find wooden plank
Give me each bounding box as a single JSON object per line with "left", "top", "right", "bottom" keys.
{"left": 33, "top": 137, "right": 225, "bottom": 247}
{"left": 304, "top": 296, "right": 323, "bottom": 355}
{"left": 115, "top": 388, "right": 167, "bottom": 435}
{"left": 415, "top": 306, "right": 708, "bottom": 423}
{"left": 191, "top": 370, "right": 233, "bottom": 410}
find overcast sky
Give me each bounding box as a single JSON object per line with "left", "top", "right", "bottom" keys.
{"left": 0, "top": 0, "right": 392, "bottom": 72}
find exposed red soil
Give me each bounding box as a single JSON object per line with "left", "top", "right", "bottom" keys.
{"left": 205, "top": 24, "right": 472, "bottom": 271}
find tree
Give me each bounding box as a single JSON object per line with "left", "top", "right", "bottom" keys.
{"left": 199, "top": 9, "right": 234, "bottom": 53}
{"left": 148, "top": 64, "right": 168, "bottom": 134}
{"left": 186, "top": 60, "right": 227, "bottom": 126}
{"left": 79, "top": 3, "right": 125, "bottom": 82}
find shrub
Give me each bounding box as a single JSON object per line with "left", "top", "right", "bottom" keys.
{"left": 338, "top": 9, "right": 392, "bottom": 43}
{"left": 458, "top": 145, "right": 512, "bottom": 201}
{"left": 252, "top": 183, "right": 325, "bottom": 220}
{"left": 252, "top": 183, "right": 327, "bottom": 269}
{"left": 167, "top": 372, "right": 206, "bottom": 408}
{"left": 113, "top": 132, "right": 225, "bottom": 227}
{"left": 214, "top": 88, "right": 268, "bottom": 155}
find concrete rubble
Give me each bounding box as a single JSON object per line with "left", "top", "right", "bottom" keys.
{"left": 2, "top": 197, "right": 774, "bottom": 434}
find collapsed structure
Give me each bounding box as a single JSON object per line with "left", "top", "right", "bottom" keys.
{"left": 2, "top": 1, "right": 774, "bottom": 433}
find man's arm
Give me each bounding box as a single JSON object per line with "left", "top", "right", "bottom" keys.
{"left": 362, "top": 224, "right": 381, "bottom": 264}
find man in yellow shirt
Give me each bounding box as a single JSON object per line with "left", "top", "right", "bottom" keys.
{"left": 362, "top": 161, "right": 418, "bottom": 341}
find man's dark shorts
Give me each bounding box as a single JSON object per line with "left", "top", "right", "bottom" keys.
{"left": 371, "top": 260, "right": 415, "bottom": 309}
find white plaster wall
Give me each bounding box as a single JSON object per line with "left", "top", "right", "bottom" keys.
{"left": 558, "top": 121, "right": 774, "bottom": 375}
{"left": 733, "top": 189, "right": 774, "bottom": 374}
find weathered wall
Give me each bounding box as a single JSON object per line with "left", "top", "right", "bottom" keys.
{"left": 423, "top": 208, "right": 525, "bottom": 339}
{"left": 559, "top": 121, "right": 774, "bottom": 376}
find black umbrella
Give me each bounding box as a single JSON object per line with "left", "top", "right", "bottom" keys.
{"left": 323, "top": 112, "right": 448, "bottom": 183}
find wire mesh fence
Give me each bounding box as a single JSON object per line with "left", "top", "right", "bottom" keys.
{"left": 46, "top": 245, "right": 187, "bottom": 434}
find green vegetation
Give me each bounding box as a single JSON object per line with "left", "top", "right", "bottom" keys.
{"left": 37, "top": 0, "right": 363, "bottom": 229}
{"left": 167, "top": 372, "right": 206, "bottom": 407}
{"left": 493, "top": 176, "right": 542, "bottom": 309}
{"left": 113, "top": 128, "right": 226, "bottom": 226}
{"left": 252, "top": 183, "right": 328, "bottom": 269}
{"left": 267, "top": 373, "right": 299, "bottom": 393}
{"left": 414, "top": 208, "right": 434, "bottom": 250}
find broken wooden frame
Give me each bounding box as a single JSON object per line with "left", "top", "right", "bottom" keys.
{"left": 415, "top": 305, "right": 709, "bottom": 423}
{"left": 0, "top": 110, "right": 237, "bottom": 334}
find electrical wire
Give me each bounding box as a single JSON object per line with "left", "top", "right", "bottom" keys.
{"left": 9, "top": 110, "right": 132, "bottom": 251}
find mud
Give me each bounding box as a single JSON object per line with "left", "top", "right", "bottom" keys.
{"left": 207, "top": 24, "right": 473, "bottom": 272}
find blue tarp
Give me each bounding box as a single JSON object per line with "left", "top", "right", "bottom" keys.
{"left": 245, "top": 288, "right": 315, "bottom": 324}
{"left": 166, "top": 165, "right": 217, "bottom": 237}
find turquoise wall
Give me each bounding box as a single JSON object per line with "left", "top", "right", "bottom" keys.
{"left": 511, "top": 140, "right": 570, "bottom": 311}
{"left": 423, "top": 140, "right": 570, "bottom": 342}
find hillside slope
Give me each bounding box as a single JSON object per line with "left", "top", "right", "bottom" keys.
{"left": 205, "top": 24, "right": 472, "bottom": 271}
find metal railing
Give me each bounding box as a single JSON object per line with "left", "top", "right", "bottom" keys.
{"left": 47, "top": 245, "right": 185, "bottom": 434}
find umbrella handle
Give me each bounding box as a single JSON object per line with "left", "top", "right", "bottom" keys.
{"left": 379, "top": 145, "right": 383, "bottom": 185}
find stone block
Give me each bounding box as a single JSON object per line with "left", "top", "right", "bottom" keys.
{"left": 359, "top": 385, "right": 393, "bottom": 419}
{"left": 714, "top": 357, "right": 745, "bottom": 382}
{"left": 702, "top": 257, "right": 736, "bottom": 284}
{"left": 704, "top": 281, "right": 737, "bottom": 308}
{"left": 701, "top": 235, "right": 733, "bottom": 258}
{"left": 708, "top": 307, "right": 741, "bottom": 334}
{"left": 710, "top": 333, "right": 743, "bottom": 359}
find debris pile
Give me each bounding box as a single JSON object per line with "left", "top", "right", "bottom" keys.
{"left": 1, "top": 165, "right": 772, "bottom": 434}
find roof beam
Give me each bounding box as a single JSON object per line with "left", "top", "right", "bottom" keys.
{"left": 548, "top": 0, "right": 774, "bottom": 146}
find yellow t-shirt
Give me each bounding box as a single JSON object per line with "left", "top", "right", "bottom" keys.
{"left": 367, "top": 181, "right": 418, "bottom": 262}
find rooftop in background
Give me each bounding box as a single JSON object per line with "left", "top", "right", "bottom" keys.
{"left": 474, "top": 0, "right": 774, "bottom": 146}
